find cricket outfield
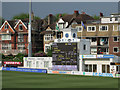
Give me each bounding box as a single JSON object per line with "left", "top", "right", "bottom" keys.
{"left": 2, "top": 71, "right": 119, "bottom": 88}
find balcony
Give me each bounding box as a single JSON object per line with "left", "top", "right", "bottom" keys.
{"left": 97, "top": 37, "right": 109, "bottom": 47}
{"left": 0, "top": 50, "right": 27, "bottom": 55}
{"left": 97, "top": 47, "right": 109, "bottom": 55}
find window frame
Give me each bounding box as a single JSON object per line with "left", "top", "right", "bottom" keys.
{"left": 113, "top": 37, "right": 119, "bottom": 42}
{"left": 19, "top": 24, "right": 23, "bottom": 31}
{"left": 44, "top": 34, "right": 53, "bottom": 41}
{"left": 99, "top": 25, "right": 108, "bottom": 31}
{"left": 87, "top": 26, "right": 96, "bottom": 32}
{"left": 113, "top": 47, "right": 119, "bottom": 53}
{"left": 1, "top": 34, "right": 11, "bottom": 40}
{"left": 5, "top": 24, "right": 9, "bottom": 29}
{"left": 113, "top": 25, "right": 118, "bottom": 31}
{"left": 76, "top": 26, "right": 83, "bottom": 32}
{"left": 2, "top": 43, "right": 11, "bottom": 50}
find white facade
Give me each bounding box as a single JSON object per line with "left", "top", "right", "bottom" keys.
{"left": 101, "top": 14, "right": 120, "bottom": 23}
{"left": 23, "top": 57, "right": 52, "bottom": 69}
{"left": 79, "top": 55, "right": 119, "bottom": 74}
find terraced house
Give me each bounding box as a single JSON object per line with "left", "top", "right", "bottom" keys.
{"left": 0, "top": 13, "right": 44, "bottom": 55}
{"left": 75, "top": 13, "right": 120, "bottom": 56}
{"left": 41, "top": 11, "right": 120, "bottom": 57}
{"left": 41, "top": 11, "right": 94, "bottom": 53}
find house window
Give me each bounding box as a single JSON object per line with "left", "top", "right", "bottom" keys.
{"left": 113, "top": 47, "right": 119, "bottom": 53}
{"left": 113, "top": 37, "right": 119, "bottom": 42}
{"left": 18, "top": 43, "right": 25, "bottom": 50}
{"left": 44, "top": 61, "right": 49, "bottom": 68}
{"left": 76, "top": 26, "right": 83, "bottom": 32}
{"left": 85, "top": 64, "right": 97, "bottom": 72}
{"left": 110, "top": 18, "right": 112, "bottom": 21}
{"left": 58, "top": 23, "right": 63, "bottom": 29}
{"left": 102, "top": 65, "right": 110, "bottom": 73}
{"left": 27, "top": 61, "right": 32, "bottom": 67}
{"left": 2, "top": 43, "right": 11, "bottom": 50}
{"left": 91, "top": 38, "right": 96, "bottom": 42}
{"left": 113, "top": 25, "right": 118, "bottom": 31}
{"left": 2, "top": 34, "right": 11, "bottom": 40}
{"left": 87, "top": 26, "right": 96, "bottom": 32}
{"left": 91, "top": 48, "right": 97, "bottom": 54}
{"left": 18, "top": 34, "right": 24, "bottom": 42}
{"left": 36, "top": 61, "right": 39, "bottom": 68}
{"left": 5, "top": 24, "right": 9, "bottom": 29}
{"left": 83, "top": 44, "right": 87, "bottom": 50}
{"left": 115, "top": 17, "right": 118, "bottom": 21}
{"left": 44, "top": 34, "right": 53, "bottom": 41}
{"left": 19, "top": 24, "right": 23, "bottom": 30}
{"left": 73, "top": 33, "right": 76, "bottom": 38}
{"left": 99, "top": 25, "right": 108, "bottom": 31}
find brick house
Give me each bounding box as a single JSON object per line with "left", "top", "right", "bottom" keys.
{"left": 41, "top": 11, "right": 94, "bottom": 53}
{"left": 0, "top": 16, "right": 44, "bottom": 55}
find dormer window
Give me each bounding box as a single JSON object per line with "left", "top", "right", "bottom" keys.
{"left": 5, "top": 24, "right": 8, "bottom": 29}
{"left": 58, "top": 23, "right": 63, "bottom": 29}
{"left": 110, "top": 18, "right": 112, "bottom": 21}
{"left": 73, "top": 33, "right": 76, "bottom": 38}
{"left": 115, "top": 17, "right": 118, "bottom": 21}
{"left": 19, "top": 24, "right": 23, "bottom": 30}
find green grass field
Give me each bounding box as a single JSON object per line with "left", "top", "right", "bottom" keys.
{"left": 2, "top": 71, "right": 119, "bottom": 88}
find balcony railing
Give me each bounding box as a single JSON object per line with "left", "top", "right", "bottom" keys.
{"left": 0, "top": 50, "right": 27, "bottom": 55}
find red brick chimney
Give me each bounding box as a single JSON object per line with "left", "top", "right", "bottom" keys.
{"left": 82, "top": 11, "right": 86, "bottom": 14}
{"left": 59, "top": 14, "right": 62, "bottom": 18}
{"left": 73, "top": 10, "right": 79, "bottom": 18}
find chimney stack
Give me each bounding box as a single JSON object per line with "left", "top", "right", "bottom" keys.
{"left": 100, "top": 12, "right": 104, "bottom": 17}
{"left": 31, "top": 11, "right": 34, "bottom": 21}
{"left": 59, "top": 14, "right": 62, "bottom": 18}
{"left": 82, "top": 11, "right": 86, "bottom": 14}
{"left": 48, "top": 14, "right": 53, "bottom": 25}
{"left": 73, "top": 10, "right": 79, "bottom": 18}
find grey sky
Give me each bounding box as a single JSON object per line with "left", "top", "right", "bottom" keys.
{"left": 2, "top": 2, "right": 118, "bottom": 20}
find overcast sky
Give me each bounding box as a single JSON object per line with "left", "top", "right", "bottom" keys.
{"left": 2, "top": 2, "right": 118, "bottom": 20}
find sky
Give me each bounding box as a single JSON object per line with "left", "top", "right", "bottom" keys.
{"left": 2, "top": 2, "right": 118, "bottom": 20}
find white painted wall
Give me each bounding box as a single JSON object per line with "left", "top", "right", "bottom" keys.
{"left": 101, "top": 17, "right": 120, "bottom": 23}
{"left": 23, "top": 57, "right": 52, "bottom": 69}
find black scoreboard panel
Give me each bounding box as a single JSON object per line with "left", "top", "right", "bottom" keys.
{"left": 52, "top": 42, "right": 78, "bottom": 65}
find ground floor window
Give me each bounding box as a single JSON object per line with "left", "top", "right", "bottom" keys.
{"left": 27, "top": 61, "right": 32, "bottom": 67}
{"left": 44, "top": 61, "right": 49, "bottom": 68}
{"left": 36, "top": 61, "right": 39, "bottom": 68}
{"left": 102, "top": 65, "right": 110, "bottom": 73}
{"left": 85, "top": 64, "right": 97, "bottom": 72}
{"left": 116, "top": 66, "right": 120, "bottom": 72}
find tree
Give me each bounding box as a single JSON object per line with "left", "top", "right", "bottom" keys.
{"left": 12, "top": 13, "right": 40, "bottom": 20}
{"left": 0, "top": 17, "right": 4, "bottom": 26}
{"left": 92, "top": 15, "right": 100, "bottom": 20}
{"left": 46, "top": 49, "right": 52, "bottom": 57}
{"left": 55, "top": 13, "right": 67, "bottom": 21}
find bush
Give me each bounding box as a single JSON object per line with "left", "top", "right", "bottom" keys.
{"left": 47, "top": 49, "right": 52, "bottom": 57}
{"left": 34, "top": 51, "right": 47, "bottom": 57}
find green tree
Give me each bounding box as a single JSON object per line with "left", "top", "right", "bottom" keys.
{"left": 92, "top": 15, "right": 100, "bottom": 20}
{"left": 55, "top": 13, "right": 67, "bottom": 21}
{"left": 12, "top": 13, "right": 40, "bottom": 20}
{"left": 0, "top": 17, "right": 4, "bottom": 26}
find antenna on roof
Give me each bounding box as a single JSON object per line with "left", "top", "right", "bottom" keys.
{"left": 28, "top": 0, "right": 32, "bottom": 57}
